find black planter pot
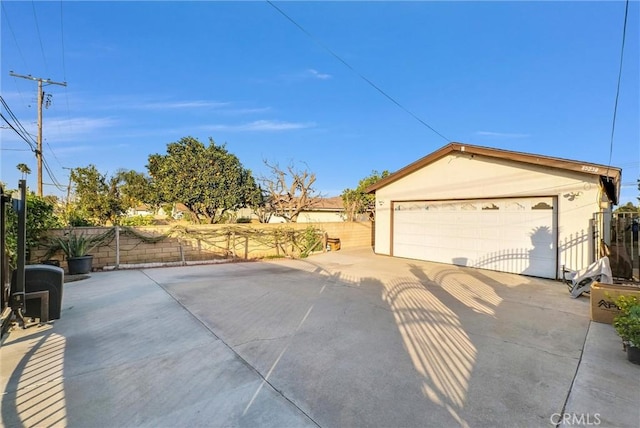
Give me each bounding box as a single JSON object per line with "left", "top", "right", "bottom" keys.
{"left": 67, "top": 255, "right": 93, "bottom": 275}
{"left": 627, "top": 345, "right": 640, "bottom": 365}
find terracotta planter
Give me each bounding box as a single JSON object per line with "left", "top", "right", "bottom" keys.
{"left": 67, "top": 255, "right": 93, "bottom": 275}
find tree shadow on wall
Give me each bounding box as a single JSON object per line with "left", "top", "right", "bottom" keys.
{"left": 523, "top": 226, "right": 554, "bottom": 278}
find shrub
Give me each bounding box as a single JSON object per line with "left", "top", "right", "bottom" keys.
{"left": 5, "top": 192, "right": 62, "bottom": 266}
{"left": 299, "top": 226, "right": 324, "bottom": 258}
{"left": 120, "top": 215, "right": 155, "bottom": 226}
{"left": 66, "top": 210, "right": 96, "bottom": 227}
{"left": 613, "top": 295, "right": 640, "bottom": 347}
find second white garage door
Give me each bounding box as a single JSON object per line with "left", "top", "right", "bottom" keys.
{"left": 392, "top": 197, "right": 557, "bottom": 278}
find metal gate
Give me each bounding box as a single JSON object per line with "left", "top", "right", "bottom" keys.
{"left": 1, "top": 185, "right": 11, "bottom": 332}
{"left": 593, "top": 210, "right": 639, "bottom": 279}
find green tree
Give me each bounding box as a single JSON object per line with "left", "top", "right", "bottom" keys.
{"left": 70, "top": 165, "right": 126, "bottom": 225}
{"left": 341, "top": 170, "right": 390, "bottom": 221}
{"left": 115, "top": 169, "right": 162, "bottom": 213}
{"left": 6, "top": 192, "right": 62, "bottom": 266}
{"left": 615, "top": 202, "right": 640, "bottom": 214}
{"left": 147, "top": 136, "right": 261, "bottom": 224}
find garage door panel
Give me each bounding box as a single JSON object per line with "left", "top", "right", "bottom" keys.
{"left": 393, "top": 198, "right": 556, "bottom": 278}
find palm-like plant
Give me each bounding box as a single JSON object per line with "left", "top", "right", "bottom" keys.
{"left": 16, "top": 163, "right": 31, "bottom": 179}
{"left": 48, "top": 231, "right": 101, "bottom": 259}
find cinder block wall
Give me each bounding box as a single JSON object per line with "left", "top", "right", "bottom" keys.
{"left": 31, "top": 222, "right": 372, "bottom": 271}
{"left": 316, "top": 222, "right": 373, "bottom": 249}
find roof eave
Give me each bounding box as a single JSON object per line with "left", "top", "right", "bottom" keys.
{"left": 365, "top": 143, "right": 622, "bottom": 199}
{"left": 365, "top": 143, "right": 457, "bottom": 193}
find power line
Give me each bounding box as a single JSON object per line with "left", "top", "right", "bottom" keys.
{"left": 1, "top": 2, "right": 31, "bottom": 110}
{"left": 46, "top": 139, "right": 65, "bottom": 169}
{"left": 266, "top": 0, "right": 450, "bottom": 143}
{"left": 31, "top": 0, "right": 49, "bottom": 74}
{"left": 59, "top": 0, "right": 73, "bottom": 135}
{"left": 42, "top": 155, "right": 66, "bottom": 191}
{"left": 0, "top": 96, "right": 37, "bottom": 148}
{"left": 8, "top": 73, "right": 67, "bottom": 196}
{"left": 0, "top": 96, "right": 37, "bottom": 152}
{"left": 607, "top": 0, "right": 630, "bottom": 174}
{"left": 0, "top": 112, "right": 36, "bottom": 151}
{"left": 1, "top": 2, "right": 29, "bottom": 72}
{"left": 59, "top": 1, "right": 67, "bottom": 81}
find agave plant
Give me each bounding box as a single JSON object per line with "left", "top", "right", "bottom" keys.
{"left": 49, "top": 231, "right": 102, "bottom": 259}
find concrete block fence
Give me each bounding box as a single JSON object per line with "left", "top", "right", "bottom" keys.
{"left": 31, "top": 222, "right": 373, "bottom": 271}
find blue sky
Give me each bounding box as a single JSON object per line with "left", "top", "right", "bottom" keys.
{"left": 1, "top": 1, "right": 638, "bottom": 205}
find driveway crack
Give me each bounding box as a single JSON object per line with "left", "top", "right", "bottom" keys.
{"left": 233, "top": 335, "right": 291, "bottom": 348}
{"left": 143, "top": 271, "right": 320, "bottom": 427}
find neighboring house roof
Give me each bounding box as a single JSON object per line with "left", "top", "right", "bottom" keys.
{"left": 365, "top": 142, "right": 622, "bottom": 204}
{"left": 306, "top": 196, "right": 344, "bottom": 212}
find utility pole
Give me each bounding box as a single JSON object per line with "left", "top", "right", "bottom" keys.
{"left": 9, "top": 72, "right": 67, "bottom": 196}
{"left": 62, "top": 166, "right": 73, "bottom": 206}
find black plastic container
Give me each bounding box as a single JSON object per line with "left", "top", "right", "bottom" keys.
{"left": 11, "top": 264, "right": 65, "bottom": 320}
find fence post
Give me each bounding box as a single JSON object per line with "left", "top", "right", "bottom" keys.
{"left": 115, "top": 226, "right": 120, "bottom": 269}
{"left": 231, "top": 231, "right": 237, "bottom": 258}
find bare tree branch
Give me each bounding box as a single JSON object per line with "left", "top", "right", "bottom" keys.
{"left": 260, "top": 160, "right": 320, "bottom": 222}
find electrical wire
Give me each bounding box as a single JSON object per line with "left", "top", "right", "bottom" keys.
{"left": 46, "top": 140, "right": 65, "bottom": 169}
{"left": 1, "top": 2, "right": 29, "bottom": 73}
{"left": 0, "top": 112, "right": 36, "bottom": 152}
{"left": 59, "top": 0, "right": 73, "bottom": 136}
{"left": 266, "top": 0, "right": 450, "bottom": 142}
{"left": 0, "top": 97, "right": 35, "bottom": 143}
{"left": 0, "top": 95, "right": 66, "bottom": 191}
{"left": 59, "top": 1, "right": 67, "bottom": 81}
{"left": 31, "top": 0, "right": 49, "bottom": 74}
{"left": 42, "top": 154, "right": 66, "bottom": 191}
{"left": 2, "top": 2, "right": 30, "bottom": 109}
{"left": 607, "top": 0, "right": 630, "bottom": 175}
{"left": 0, "top": 96, "right": 37, "bottom": 150}
{"left": 2, "top": 92, "right": 67, "bottom": 193}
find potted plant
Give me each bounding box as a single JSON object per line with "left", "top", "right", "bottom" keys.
{"left": 49, "top": 231, "right": 101, "bottom": 275}
{"left": 613, "top": 295, "right": 640, "bottom": 365}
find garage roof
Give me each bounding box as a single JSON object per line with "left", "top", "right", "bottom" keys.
{"left": 365, "top": 143, "right": 622, "bottom": 204}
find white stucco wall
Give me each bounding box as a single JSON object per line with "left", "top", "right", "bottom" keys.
{"left": 297, "top": 211, "right": 345, "bottom": 223}
{"left": 374, "top": 152, "right": 607, "bottom": 276}
{"left": 268, "top": 211, "right": 344, "bottom": 223}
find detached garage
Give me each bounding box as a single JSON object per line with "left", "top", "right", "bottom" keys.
{"left": 366, "top": 143, "right": 621, "bottom": 279}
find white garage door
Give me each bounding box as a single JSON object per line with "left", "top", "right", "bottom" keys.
{"left": 392, "top": 197, "right": 557, "bottom": 278}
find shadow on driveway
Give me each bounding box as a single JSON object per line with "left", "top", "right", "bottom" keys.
{"left": 1, "top": 248, "right": 596, "bottom": 427}
{"left": 154, "top": 248, "right": 590, "bottom": 427}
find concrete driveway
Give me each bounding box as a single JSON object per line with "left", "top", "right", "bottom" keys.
{"left": 1, "top": 248, "right": 637, "bottom": 427}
